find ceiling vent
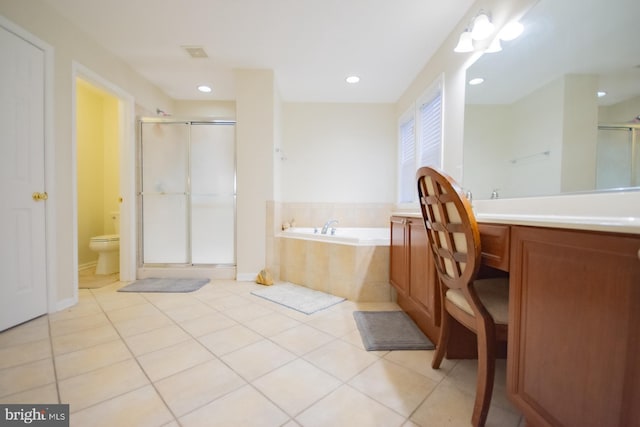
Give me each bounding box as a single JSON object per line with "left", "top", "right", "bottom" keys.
{"left": 182, "top": 46, "right": 208, "bottom": 58}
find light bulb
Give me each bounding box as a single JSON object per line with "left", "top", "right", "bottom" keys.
{"left": 471, "top": 13, "right": 494, "bottom": 41}
{"left": 454, "top": 31, "right": 474, "bottom": 53}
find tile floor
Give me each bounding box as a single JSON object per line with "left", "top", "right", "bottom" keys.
{"left": 0, "top": 279, "right": 524, "bottom": 427}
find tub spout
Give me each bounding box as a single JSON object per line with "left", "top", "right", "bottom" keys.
{"left": 321, "top": 219, "right": 339, "bottom": 234}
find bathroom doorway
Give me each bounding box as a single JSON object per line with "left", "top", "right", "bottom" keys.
{"left": 72, "top": 64, "right": 136, "bottom": 292}
{"left": 76, "top": 78, "right": 121, "bottom": 288}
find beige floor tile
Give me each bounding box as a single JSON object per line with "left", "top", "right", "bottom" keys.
{"left": 244, "top": 312, "right": 302, "bottom": 337}
{"left": 178, "top": 312, "right": 237, "bottom": 337}
{"left": 48, "top": 300, "right": 103, "bottom": 322}
{"left": 112, "top": 313, "right": 174, "bottom": 337}
{"left": 220, "top": 302, "right": 274, "bottom": 323}
{"left": 137, "top": 339, "right": 214, "bottom": 381}
{"left": 123, "top": 324, "right": 191, "bottom": 356}
{"left": 93, "top": 292, "right": 148, "bottom": 312}
{"left": 0, "top": 315, "right": 50, "bottom": 349}
{"left": 58, "top": 359, "right": 149, "bottom": 413}
{"left": 0, "top": 358, "right": 56, "bottom": 398}
{"left": 105, "top": 302, "right": 162, "bottom": 323}
{"left": 295, "top": 384, "right": 406, "bottom": 427}
{"left": 70, "top": 384, "right": 174, "bottom": 427}
{"left": 49, "top": 313, "right": 111, "bottom": 337}
{"left": 178, "top": 384, "right": 289, "bottom": 427}
{"left": 163, "top": 300, "right": 217, "bottom": 323}
{"left": 383, "top": 350, "right": 457, "bottom": 383}
{"left": 142, "top": 293, "right": 199, "bottom": 311}
{"left": 252, "top": 358, "right": 342, "bottom": 416}
{"left": 0, "top": 338, "right": 51, "bottom": 369}
{"left": 411, "top": 381, "right": 521, "bottom": 427}
{"left": 0, "top": 383, "right": 59, "bottom": 404}
{"left": 55, "top": 339, "right": 132, "bottom": 380}
{"left": 303, "top": 340, "right": 378, "bottom": 381}
{"left": 443, "top": 358, "right": 519, "bottom": 415}
{"left": 269, "top": 324, "right": 335, "bottom": 356}
{"left": 305, "top": 311, "right": 358, "bottom": 338}
{"left": 349, "top": 359, "right": 438, "bottom": 417}
{"left": 220, "top": 339, "right": 297, "bottom": 381}
{"left": 51, "top": 324, "right": 120, "bottom": 356}
{"left": 197, "top": 324, "right": 262, "bottom": 356}
{"left": 202, "top": 294, "right": 251, "bottom": 311}
{"left": 155, "top": 358, "right": 246, "bottom": 417}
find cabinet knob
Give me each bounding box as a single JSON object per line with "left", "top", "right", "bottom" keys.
{"left": 638, "top": 248, "right": 640, "bottom": 260}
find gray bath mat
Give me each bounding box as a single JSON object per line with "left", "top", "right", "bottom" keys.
{"left": 353, "top": 311, "right": 435, "bottom": 351}
{"left": 251, "top": 282, "right": 345, "bottom": 315}
{"left": 118, "top": 277, "right": 209, "bottom": 293}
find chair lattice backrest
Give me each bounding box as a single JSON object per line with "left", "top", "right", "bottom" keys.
{"left": 416, "top": 167, "right": 481, "bottom": 291}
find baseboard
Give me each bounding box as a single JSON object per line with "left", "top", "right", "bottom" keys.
{"left": 55, "top": 296, "right": 77, "bottom": 312}
{"left": 236, "top": 272, "right": 258, "bottom": 282}
{"left": 78, "top": 261, "right": 97, "bottom": 271}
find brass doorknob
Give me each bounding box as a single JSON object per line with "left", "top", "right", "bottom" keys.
{"left": 32, "top": 192, "right": 48, "bottom": 201}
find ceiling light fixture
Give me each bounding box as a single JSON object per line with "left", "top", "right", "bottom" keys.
{"left": 471, "top": 12, "right": 494, "bottom": 41}
{"left": 346, "top": 75, "right": 360, "bottom": 84}
{"left": 454, "top": 30, "right": 474, "bottom": 53}
{"left": 197, "top": 85, "right": 212, "bottom": 93}
{"left": 468, "top": 78, "right": 485, "bottom": 86}
{"left": 454, "top": 13, "right": 523, "bottom": 53}
{"left": 597, "top": 91, "right": 607, "bottom": 98}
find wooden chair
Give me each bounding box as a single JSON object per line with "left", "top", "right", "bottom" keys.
{"left": 416, "top": 166, "right": 509, "bottom": 427}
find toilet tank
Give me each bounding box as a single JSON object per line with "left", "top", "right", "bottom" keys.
{"left": 111, "top": 211, "right": 120, "bottom": 235}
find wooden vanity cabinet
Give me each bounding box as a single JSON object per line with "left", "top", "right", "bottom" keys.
{"left": 508, "top": 226, "right": 640, "bottom": 427}
{"left": 390, "top": 216, "right": 440, "bottom": 342}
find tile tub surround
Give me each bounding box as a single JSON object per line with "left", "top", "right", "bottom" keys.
{"left": 278, "top": 235, "right": 392, "bottom": 302}
{"left": 0, "top": 280, "right": 524, "bottom": 426}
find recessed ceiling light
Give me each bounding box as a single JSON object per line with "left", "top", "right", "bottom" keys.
{"left": 469, "top": 78, "right": 485, "bottom": 85}
{"left": 197, "top": 85, "right": 212, "bottom": 93}
{"left": 346, "top": 75, "right": 360, "bottom": 84}
{"left": 597, "top": 91, "right": 607, "bottom": 98}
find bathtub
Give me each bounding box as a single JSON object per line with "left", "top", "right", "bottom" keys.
{"left": 279, "top": 227, "right": 390, "bottom": 246}
{"left": 277, "top": 227, "right": 392, "bottom": 302}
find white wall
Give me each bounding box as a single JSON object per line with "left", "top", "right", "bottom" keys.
{"left": 235, "top": 69, "right": 277, "bottom": 280}
{"left": 282, "top": 103, "right": 396, "bottom": 203}
{"left": 1, "top": 1, "right": 174, "bottom": 306}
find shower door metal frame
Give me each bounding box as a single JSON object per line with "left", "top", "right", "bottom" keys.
{"left": 137, "top": 117, "right": 236, "bottom": 268}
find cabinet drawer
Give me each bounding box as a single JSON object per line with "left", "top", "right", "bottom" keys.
{"left": 478, "top": 223, "right": 510, "bottom": 271}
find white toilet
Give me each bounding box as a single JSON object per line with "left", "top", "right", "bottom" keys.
{"left": 89, "top": 212, "right": 120, "bottom": 275}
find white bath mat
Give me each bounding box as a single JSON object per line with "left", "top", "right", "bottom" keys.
{"left": 251, "top": 282, "right": 345, "bottom": 315}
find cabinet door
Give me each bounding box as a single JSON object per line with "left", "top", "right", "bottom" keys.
{"left": 389, "top": 217, "right": 408, "bottom": 295}
{"left": 508, "top": 226, "right": 640, "bottom": 427}
{"left": 408, "top": 218, "right": 439, "bottom": 325}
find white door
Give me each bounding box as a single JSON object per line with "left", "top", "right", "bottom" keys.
{"left": 0, "top": 25, "right": 48, "bottom": 331}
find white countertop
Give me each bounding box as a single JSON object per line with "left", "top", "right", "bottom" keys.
{"left": 392, "top": 189, "right": 640, "bottom": 235}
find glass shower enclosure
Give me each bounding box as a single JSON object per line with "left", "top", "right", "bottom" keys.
{"left": 596, "top": 124, "right": 639, "bottom": 190}
{"left": 138, "top": 119, "right": 236, "bottom": 266}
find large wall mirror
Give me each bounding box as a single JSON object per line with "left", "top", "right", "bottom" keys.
{"left": 462, "top": 0, "right": 640, "bottom": 200}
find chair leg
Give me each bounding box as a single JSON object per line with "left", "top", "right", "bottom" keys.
{"left": 432, "top": 308, "right": 450, "bottom": 369}
{"left": 471, "top": 320, "right": 497, "bottom": 427}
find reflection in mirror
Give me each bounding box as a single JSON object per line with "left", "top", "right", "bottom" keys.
{"left": 462, "top": 0, "right": 640, "bottom": 200}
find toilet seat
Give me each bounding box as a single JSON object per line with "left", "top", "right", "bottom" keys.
{"left": 90, "top": 234, "right": 119, "bottom": 243}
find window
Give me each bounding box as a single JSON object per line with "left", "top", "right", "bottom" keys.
{"left": 397, "top": 77, "right": 443, "bottom": 204}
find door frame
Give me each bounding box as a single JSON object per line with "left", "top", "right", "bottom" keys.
{"left": 71, "top": 62, "right": 136, "bottom": 291}
{"left": 0, "top": 16, "right": 57, "bottom": 314}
